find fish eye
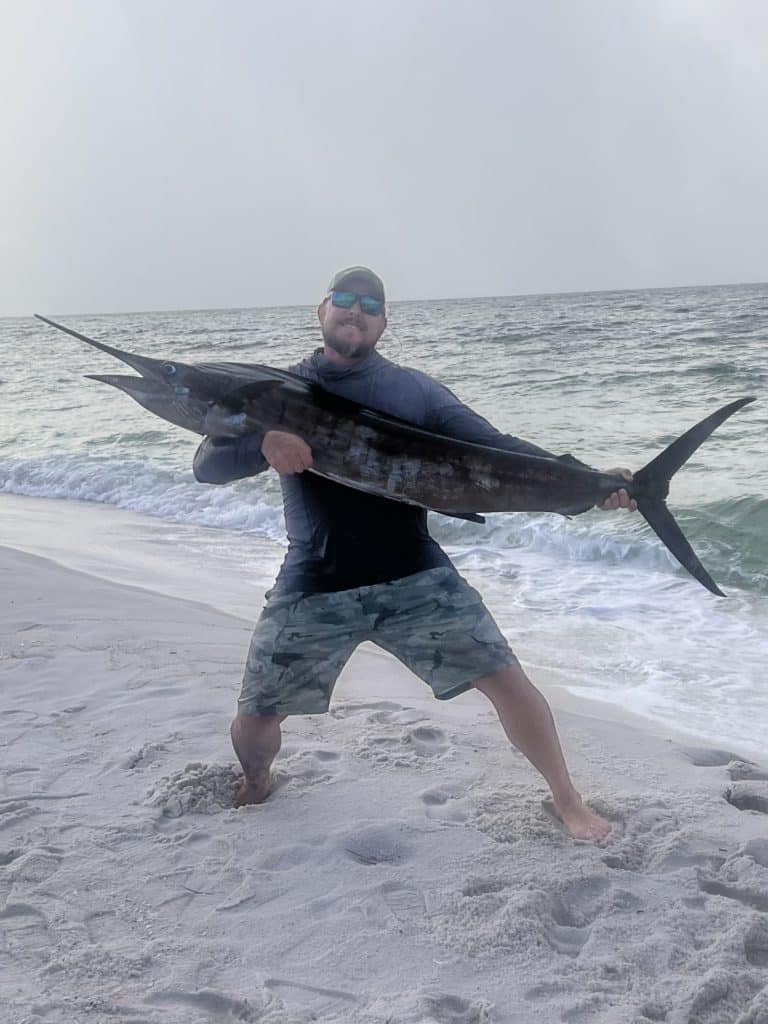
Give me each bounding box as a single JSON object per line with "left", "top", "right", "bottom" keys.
{"left": 161, "top": 362, "right": 177, "bottom": 376}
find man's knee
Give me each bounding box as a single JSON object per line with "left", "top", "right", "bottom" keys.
{"left": 473, "top": 662, "right": 528, "bottom": 694}
{"left": 232, "top": 711, "right": 286, "bottom": 732}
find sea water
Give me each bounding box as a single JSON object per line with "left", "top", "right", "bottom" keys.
{"left": 1, "top": 284, "right": 766, "bottom": 755}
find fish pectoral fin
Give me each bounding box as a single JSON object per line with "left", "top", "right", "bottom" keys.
{"left": 555, "top": 501, "right": 594, "bottom": 516}
{"left": 433, "top": 509, "right": 486, "bottom": 525}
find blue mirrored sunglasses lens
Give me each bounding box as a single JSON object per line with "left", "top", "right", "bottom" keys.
{"left": 359, "top": 296, "right": 383, "bottom": 316}
{"left": 330, "top": 290, "right": 384, "bottom": 315}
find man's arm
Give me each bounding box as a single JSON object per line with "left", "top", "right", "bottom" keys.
{"left": 426, "top": 391, "right": 634, "bottom": 513}
{"left": 427, "top": 398, "right": 592, "bottom": 468}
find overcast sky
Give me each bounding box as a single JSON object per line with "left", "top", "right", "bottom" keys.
{"left": 2, "top": 0, "right": 767, "bottom": 315}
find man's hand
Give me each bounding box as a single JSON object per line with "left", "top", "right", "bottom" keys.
{"left": 599, "top": 469, "right": 638, "bottom": 512}
{"left": 261, "top": 431, "right": 313, "bottom": 474}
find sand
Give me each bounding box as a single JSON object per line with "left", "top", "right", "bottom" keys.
{"left": 2, "top": 541, "right": 768, "bottom": 1024}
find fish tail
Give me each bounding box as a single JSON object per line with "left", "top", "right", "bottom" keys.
{"left": 633, "top": 396, "right": 756, "bottom": 596}
{"left": 635, "top": 499, "right": 724, "bottom": 596}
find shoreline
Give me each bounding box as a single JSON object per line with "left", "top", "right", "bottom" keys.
{"left": 0, "top": 490, "right": 763, "bottom": 760}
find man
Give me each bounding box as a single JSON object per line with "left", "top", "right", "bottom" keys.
{"left": 194, "top": 266, "right": 636, "bottom": 841}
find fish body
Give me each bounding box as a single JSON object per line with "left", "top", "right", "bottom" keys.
{"left": 35, "top": 314, "right": 755, "bottom": 595}
{"left": 207, "top": 373, "right": 628, "bottom": 515}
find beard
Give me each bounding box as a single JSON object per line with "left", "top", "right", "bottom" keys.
{"left": 321, "top": 320, "right": 376, "bottom": 359}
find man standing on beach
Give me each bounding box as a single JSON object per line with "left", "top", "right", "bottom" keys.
{"left": 193, "top": 267, "right": 637, "bottom": 841}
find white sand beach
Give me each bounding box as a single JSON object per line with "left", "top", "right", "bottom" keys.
{"left": 2, "top": 504, "right": 768, "bottom": 1024}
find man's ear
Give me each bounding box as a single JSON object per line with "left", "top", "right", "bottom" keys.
{"left": 317, "top": 298, "right": 329, "bottom": 324}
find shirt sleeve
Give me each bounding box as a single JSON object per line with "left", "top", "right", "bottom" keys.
{"left": 424, "top": 383, "right": 595, "bottom": 514}
{"left": 425, "top": 385, "right": 590, "bottom": 464}
{"left": 193, "top": 433, "right": 269, "bottom": 484}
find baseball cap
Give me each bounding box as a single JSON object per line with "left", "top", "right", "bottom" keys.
{"left": 327, "top": 266, "right": 386, "bottom": 303}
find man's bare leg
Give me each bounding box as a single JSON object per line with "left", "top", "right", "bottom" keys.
{"left": 231, "top": 712, "right": 287, "bottom": 806}
{"left": 473, "top": 664, "right": 612, "bottom": 841}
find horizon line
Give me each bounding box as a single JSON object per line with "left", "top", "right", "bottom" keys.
{"left": 5, "top": 277, "right": 767, "bottom": 322}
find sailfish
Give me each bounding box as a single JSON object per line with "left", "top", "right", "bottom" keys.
{"left": 35, "top": 313, "right": 755, "bottom": 596}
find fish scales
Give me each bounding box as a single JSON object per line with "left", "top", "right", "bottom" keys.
{"left": 234, "top": 384, "right": 607, "bottom": 513}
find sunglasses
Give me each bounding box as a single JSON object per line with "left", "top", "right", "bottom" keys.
{"left": 329, "top": 289, "right": 385, "bottom": 317}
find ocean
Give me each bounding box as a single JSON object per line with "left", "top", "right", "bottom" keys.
{"left": 1, "top": 283, "right": 766, "bottom": 756}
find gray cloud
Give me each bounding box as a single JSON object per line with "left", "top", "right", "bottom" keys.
{"left": 2, "top": 0, "right": 766, "bottom": 315}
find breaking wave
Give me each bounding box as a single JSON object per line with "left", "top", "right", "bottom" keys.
{"left": 0, "top": 453, "right": 286, "bottom": 541}
{"left": 2, "top": 453, "right": 764, "bottom": 595}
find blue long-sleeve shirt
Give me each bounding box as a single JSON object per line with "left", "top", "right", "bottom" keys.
{"left": 194, "top": 349, "right": 590, "bottom": 594}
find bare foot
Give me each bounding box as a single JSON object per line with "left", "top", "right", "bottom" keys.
{"left": 544, "top": 795, "right": 612, "bottom": 842}
{"left": 234, "top": 773, "right": 271, "bottom": 807}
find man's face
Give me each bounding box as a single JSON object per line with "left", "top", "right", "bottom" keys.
{"left": 317, "top": 276, "right": 387, "bottom": 360}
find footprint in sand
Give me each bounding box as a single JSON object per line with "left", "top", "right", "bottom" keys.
{"left": 681, "top": 746, "right": 768, "bottom": 789}
{"left": 379, "top": 880, "right": 427, "bottom": 921}
{"left": 727, "top": 760, "right": 768, "bottom": 781}
{"left": 312, "top": 749, "right": 341, "bottom": 762}
{"left": 337, "top": 822, "right": 415, "bottom": 866}
{"left": 540, "top": 876, "right": 615, "bottom": 957}
{"left": 258, "top": 843, "right": 315, "bottom": 872}
{"left": 694, "top": 833, "right": 768, "bottom": 914}
{"left": 414, "top": 990, "right": 493, "bottom": 1024}
{"left": 366, "top": 707, "right": 426, "bottom": 726}
{"left": 329, "top": 699, "right": 404, "bottom": 720}
{"left": 0, "top": 902, "right": 50, "bottom": 953}
{"left": 683, "top": 969, "right": 764, "bottom": 1024}
{"left": 698, "top": 877, "right": 768, "bottom": 913}
{"left": 278, "top": 747, "right": 344, "bottom": 791}
{"left": 460, "top": 877, "right": 508, "bottom": 899}
{"left": 352, "top": 721, "right": 452, "bottom": 768}
{"left": 147, "top": 987, "right": 267, "bottom": 1022}
{"left": 599, "top": 801, "right": 676, "bottom": 871}
{"left": 555, "top": 875, "right": 613, "bottom": 921}
{"left": 426, "top": 874, "right": 616, "bottom": 961}
{"left": 420, "top": 784, "right": 470, "bottom": 823}
{"left": 744, "top": 917, "right": 768, "bottom": 967}
{"left": 4, "top": 846, "right": 63, "bottom": 884}
{"left": 264, "top": 978, "right": 358, "bottom": 1020}
{"left": 651, "top": 836, "right": 727, "bottom": 874}
{"left": 0, "top": 901, "right": 48, "bottom": 925}
{"left": 744, "top": 838, "right": 768, "bottom": 868}
{"left": 678, "top": 746, "right": 753, "bottom": 767}
{"left": 724, "top": 781, "right": 768, "bottom": 814}
{"left": 0, "top": 799, "right": 39, "bottom": 830}
{"left": 541, "top": 917, "right": 591, "bottom": 957}
{"left": 406, "top": 724, "right": 450, "bottom": 757}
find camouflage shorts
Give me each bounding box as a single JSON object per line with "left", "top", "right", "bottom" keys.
{"left": 238, "top": 566, "right": 518, "bottom": 716}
